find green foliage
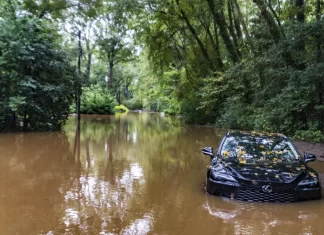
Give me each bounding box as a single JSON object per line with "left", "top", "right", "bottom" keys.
{"left": 0, "top": 16, "right": 76, "bottom": 131}
{"left": 80, "top": 86, "right": 117, "bottom": 114}
{"left": 124, "top": 98, "right": 143, "bottom": 110}
{"left": 199, "top": 19, "right": 324, "bottom": 142}
{"left": 113, "top": 105, "right": 129, "bottom": 113}
{"left": 294, "top": 130, "right": 324, "bottom": 143}
{"left": 2, "top": 0, "right": 324, "bottom": 143}
{"left": 21, "top": 0, "right": 103, "bottom": 19}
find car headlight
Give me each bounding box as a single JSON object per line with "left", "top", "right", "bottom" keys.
{"left": 298, "top": 178, "right": 319, "bottom": 187}
{"left": 209, "top": 169, "right": 240, "bottom": 186}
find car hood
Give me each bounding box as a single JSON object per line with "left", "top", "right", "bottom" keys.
{"left": 227, "top": 162, "right": 305, "bottom": 183}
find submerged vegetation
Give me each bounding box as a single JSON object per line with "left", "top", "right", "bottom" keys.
{"left": 0, "top": 0, "right": 324, "bottom": 141}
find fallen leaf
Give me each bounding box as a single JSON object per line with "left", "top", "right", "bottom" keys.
{"left": 239, "top": 160, "right": 246, "bottom": 164}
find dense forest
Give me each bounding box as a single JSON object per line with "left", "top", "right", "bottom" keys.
{"left": 0, "top": 0, "right": 323, "bottom": 141}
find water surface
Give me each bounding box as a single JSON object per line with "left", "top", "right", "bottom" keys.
{"left": 1, "top": 113, "right": 324, "bottom": 234}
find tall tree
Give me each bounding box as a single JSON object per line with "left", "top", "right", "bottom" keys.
{"left": 206, "top": 0, "right": 241, "bottom": 63}
{"left": 252, "top": 0, "right": 282, "bottom": 42}
{"left": 296, "top": 0, "right": 305, "bottom": 22}
{"left": 0, "top": 16, "right": 76, "bottom": 131}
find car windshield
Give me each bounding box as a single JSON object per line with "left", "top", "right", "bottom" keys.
{"left": 220, "top": 134, "right": 301, "bottom": 164}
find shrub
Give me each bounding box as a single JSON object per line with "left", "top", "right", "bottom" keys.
{"left": 80, "top": 86, "right": 118, "bottom": 115}
{"left": 114, "top": 104, "right": 129, "bottom": 113}
{"left": 124, "top": 98, "right": 143, "bottom": 110}
{"left": 293, "top": 130, "right": 324, "bottom": 143}
{"left": 0, "top": 17, "right": 76, "bottom": 131}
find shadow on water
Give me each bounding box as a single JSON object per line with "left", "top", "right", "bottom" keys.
{"left": 2, "top": 113, "right": 324, "bottom": 234}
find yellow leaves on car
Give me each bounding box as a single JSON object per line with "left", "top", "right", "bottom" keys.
{"left": 222, "top": 150, "right": 230, "bottom": 158}
{"left": 238, "top": 150, "right": 246, "bottom": 155}
{"left": 239, "top": 159, "right": 246, "bottom": 164}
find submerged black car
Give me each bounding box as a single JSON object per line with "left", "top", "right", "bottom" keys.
{"left": 202, "top": 131, "right": 321, "bottom": 202}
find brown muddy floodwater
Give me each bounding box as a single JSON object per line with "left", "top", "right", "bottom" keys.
{"left": 1, "top": 113, "right": 324, "bottom": 235}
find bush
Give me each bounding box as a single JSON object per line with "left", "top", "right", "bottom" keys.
{"left": 81, "top": 86, "right": 118, "bottom": 114}
{"left": 294, "top": 130, "right": 324, "bottom": 143}
{"left": 0, "top": 17, "right": 76, "bottom": 131}
{"left": 114, "top": 104, "right": 129, "bottom": 113}
{"left": 181, "top": 93, "right": 216, "bottom": 125}
{"left": 124, "top": 98, "right": 143, "bottom": 110}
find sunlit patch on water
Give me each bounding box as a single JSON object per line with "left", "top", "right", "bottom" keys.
{"left": 119, "top": 163, "right": 145, "bottom": 194}
{"left": 121, "top": 214, "right": 153, "bottom": 235}
{"left": 64, "top": 208, "right": 80, "bottom": 227}
{"left": 132, "top": 131, "right": 137, "bottom": 144}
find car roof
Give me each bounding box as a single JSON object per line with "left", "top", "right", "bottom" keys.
{"left": 226, "top": 130, "right": 288, "bottom": 139}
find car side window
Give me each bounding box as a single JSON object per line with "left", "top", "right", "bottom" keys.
{"left": 220, "top": 137, "right": 237, "bottom": 159}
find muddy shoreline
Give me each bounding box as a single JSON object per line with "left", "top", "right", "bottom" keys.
{"left": 293, "top": 140, "right": 324, "bottom": 161}
{"left": 293, "top": 140, "right": 324, "bottom": 189}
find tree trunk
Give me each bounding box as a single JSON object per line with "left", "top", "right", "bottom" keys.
{"left": 316, "top": 0, "right": 323, "bottom": 130}
{"left": 213, "top": 23, "right": 223, "bottom": 68}
{"left": 232, "top": 0, "right": 254, "bottom": 51}
{"left": 252, "top": 0, "right": 282, "bottom": 42}
{"left": 85, "top": 40, "right": 92, "bottom": 80}
{"left": 117, "top": 85, "right": 121, "bottom": 105}
{"left": 316, "top": 0, "right": 322, "bottom": 62}
{"left": 227, "top": 0, "right": 239, "bottom": 49}
{"left": 175, "top": 0, "right": 214, "bottom": 70}
{"left": 231, "top": 0, "right": 242, "bottom": 39}
{"left": 206, "top": 0, "right": 240, "bottom": 63}
{"left": 9, "top": 112, "right": 17, "bottom": 132}
{"left": 208, "top": 25, "right": 224, "bottom": 70}
{"left": 23, "top": 112, "right": 28, "bottom": 131}
{"left": 198, "top": 17, "right": 224, "bottom": 70}
{"left": 295, "top": 0, "right": 305, "bottom": 69}
{"left": 107, "top": 61, "right": 113, "bottom": 89}
{"left": 268, "top": 0, "right": 284, "bottom": 37}
{"left": 296, "top": 0, "right": 305, "bottom": 22}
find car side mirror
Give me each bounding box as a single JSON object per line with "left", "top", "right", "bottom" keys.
{"left": 202, "top": 147, "right": 214, "bottom": 159}
{"left": 304, "top": 153, "right": 316, "bottom": 163}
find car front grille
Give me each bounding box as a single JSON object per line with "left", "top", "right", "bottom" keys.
{"left": 234, "top": 183, "right": 296, "bottom": 202}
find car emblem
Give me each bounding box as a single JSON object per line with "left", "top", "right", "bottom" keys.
{"left": 262, "top": 185, "right": 273, "bottom": 193}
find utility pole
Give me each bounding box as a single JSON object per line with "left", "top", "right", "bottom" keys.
{"left": 76, "top": 30, "right": 82, "bottom": 120}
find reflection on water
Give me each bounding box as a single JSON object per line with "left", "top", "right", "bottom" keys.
{"left": 204, "top": 194, "right": 324, "bottom": 234}
{"left": 1, "top": 112, "right": 324, "bottom": 234}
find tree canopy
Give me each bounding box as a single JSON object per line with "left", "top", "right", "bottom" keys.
{"left": 0, "top": 4, "right": 77, "bottom": 131}
{"left": 1, "top": 0, "right": 324, "bottom": 140}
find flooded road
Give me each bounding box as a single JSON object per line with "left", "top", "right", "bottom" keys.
{"left": 1, "top": 112, "right": 324, "bottom": 234}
